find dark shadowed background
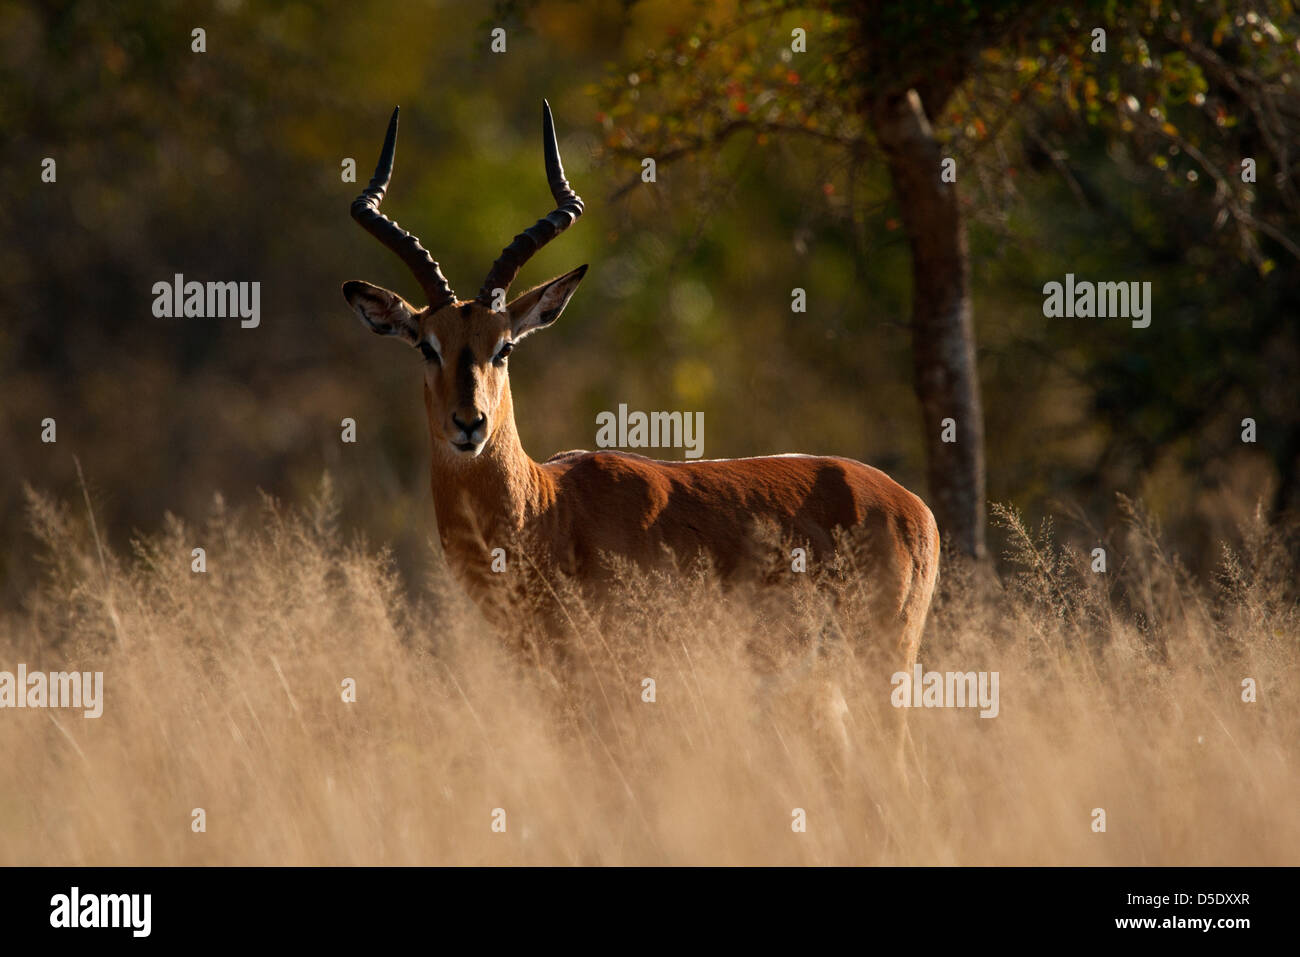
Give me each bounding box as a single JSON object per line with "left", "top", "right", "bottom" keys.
{"left": 2, "top": 0, "right": 1297, "bottom": 608}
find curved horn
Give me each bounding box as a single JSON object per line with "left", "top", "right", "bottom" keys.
{"left": 351, "top": 107, "right": 457, "bottom": 310}
{"left": 477, "top": 100, "right": 584, "bottom": 304}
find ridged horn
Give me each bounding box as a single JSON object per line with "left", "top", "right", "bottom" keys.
{"left": 477, "top": 100, "right": 584, "bottom": 305}
{"left": 351, "top": 107, "right": 457, "bottom": 310}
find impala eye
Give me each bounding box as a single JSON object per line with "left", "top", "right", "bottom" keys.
{"left": 419, "top": 341, "right": 441, "bottom": 365}
{"left": 493, "top": 341, "right": 514, "bottom": 366}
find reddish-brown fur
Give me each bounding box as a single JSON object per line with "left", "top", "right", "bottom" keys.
{"left": 344, "top": 106, "right": 938, "bottom": 756}
{"left": 342, "top": 279, "right": 939, "bottom": 685}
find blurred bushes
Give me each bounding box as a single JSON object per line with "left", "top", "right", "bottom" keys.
{"left": 2, "top": 0, "right": 1295, "bottom": 606}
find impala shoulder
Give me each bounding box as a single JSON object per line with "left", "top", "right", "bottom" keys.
{"left": 545, "top": 448, "right": 658, "bottom": 470}
{"left": 543, "top": 449, "right": 593, "bottom": 465}
{"left": 550, "top": 450, "right": 669, "bottom": 499}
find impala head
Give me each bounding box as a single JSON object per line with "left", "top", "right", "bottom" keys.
{"left": 343, "top": 102, "right": 587, "bottom": 458}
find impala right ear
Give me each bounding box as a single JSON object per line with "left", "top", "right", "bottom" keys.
{"left": 342, "top": 280, "right": 420, "bottom": 344}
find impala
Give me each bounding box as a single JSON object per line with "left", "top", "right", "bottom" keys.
{"left": 342, "top": 102, "right": 939, "bottom": 693}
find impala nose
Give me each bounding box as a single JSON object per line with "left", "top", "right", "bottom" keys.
{"left": 451, "top": 411, "right": 486, "bottom": 440}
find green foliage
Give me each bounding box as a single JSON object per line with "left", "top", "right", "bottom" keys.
{"left": 2, "top": 0, "right": 1297, "bottom": 603}
{"left": 595, "top": 0, "right": 1300, "bottom": 544}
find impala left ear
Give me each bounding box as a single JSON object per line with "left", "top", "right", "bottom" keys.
{"left": 507, "top": 264, "right": 588, "bottom": 340}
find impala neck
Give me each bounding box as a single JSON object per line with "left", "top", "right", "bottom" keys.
{"left": 424, "top": 381, "right": 550, "bottom": 547}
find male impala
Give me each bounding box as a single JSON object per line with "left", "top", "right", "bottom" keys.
{"left": 343, "top": 102, "right": 939, "bottom": 682}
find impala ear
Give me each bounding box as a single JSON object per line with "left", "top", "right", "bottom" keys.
{"left": 507, "top": 264, "right": 588, "bottom": 340}
{"left": 342, "top": 280, "right": 421, "bottom": 344}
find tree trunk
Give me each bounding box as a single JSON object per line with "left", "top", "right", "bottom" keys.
{"left": 869, "top": 90, "right": 987, "bottom": 560}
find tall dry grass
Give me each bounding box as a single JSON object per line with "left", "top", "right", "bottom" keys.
{"left": 1, "top": 476, "right": 1297, "bottom": 865}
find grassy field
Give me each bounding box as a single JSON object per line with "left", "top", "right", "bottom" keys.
{"left": 1, "top": 477, "right": 1296, "bottom": 865}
